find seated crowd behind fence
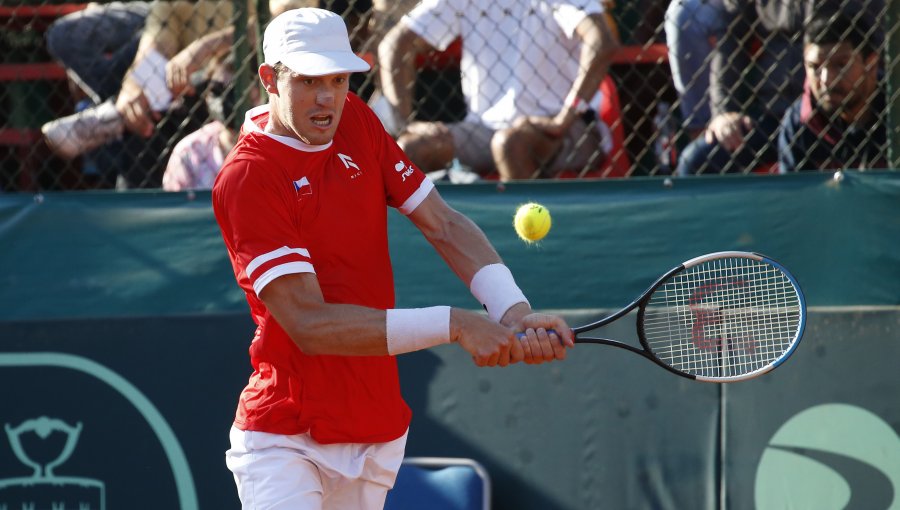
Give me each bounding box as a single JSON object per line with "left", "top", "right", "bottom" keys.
{"left": 0, "top": 0, "right": 891, "bottom": 191}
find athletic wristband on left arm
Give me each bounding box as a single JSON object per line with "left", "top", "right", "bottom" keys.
{"left": 386, "top": 306, "right": 451, "bottom": 356}
{"left": 469, "top": 263, "right": 529, "bottom": 322}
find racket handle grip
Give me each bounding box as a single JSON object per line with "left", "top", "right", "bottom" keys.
{"left": 515, "top": 328, "right": 559, "bottom": 339}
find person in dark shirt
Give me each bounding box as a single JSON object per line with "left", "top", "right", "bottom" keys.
{"left": 673, "top": 0, "right": 806, "bottom": 176}
{"left": 778, "top": 12, "right": 886, "bottom": 172}
{"left": 672, "top": 0, "right": 884, "bottom": 175}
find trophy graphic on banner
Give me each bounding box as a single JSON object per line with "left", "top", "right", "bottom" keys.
{"left": 0, "top": 416, "right": 105, "bottom": 510}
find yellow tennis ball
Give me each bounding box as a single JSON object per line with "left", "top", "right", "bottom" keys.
{"left": 514, "top": 203, "right": 552, "bottom": 242}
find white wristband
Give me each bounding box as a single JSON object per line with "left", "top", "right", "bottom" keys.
{"left": 469, "top": 264, "right": 529, "bottom": 322}
{"left": 386, "top": 306, "right": 451, "bottom": 355}
{"left": 565, "top": 91, "right": 588, "bottom": 114}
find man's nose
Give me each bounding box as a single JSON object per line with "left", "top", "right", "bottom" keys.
{"left": 818, "top": 66, "right": 836, "bottom": 86}
{"left": 317, "top": 88, "right": 335, "bottom": 106}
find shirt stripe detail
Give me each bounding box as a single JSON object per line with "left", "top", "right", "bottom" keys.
{"left": 247, "top": 246, "right": 311, "bottom": 278}
{"left": 253, "top": 261, "right": 316, "bottom": 296}
{"left": 398, "top": 179, "right": 435, "bottom": 215}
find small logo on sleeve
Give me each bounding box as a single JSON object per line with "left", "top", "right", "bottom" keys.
{"left": 394, "top": 161, "right": 415, "bottom": 182}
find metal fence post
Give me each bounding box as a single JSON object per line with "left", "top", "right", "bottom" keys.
{"left": 889, "top": 0, "right": 900, "bottom": 169}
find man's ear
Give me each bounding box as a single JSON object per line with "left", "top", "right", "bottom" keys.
{"left": 259, "top": 64, "right": 279, "bottom": 94}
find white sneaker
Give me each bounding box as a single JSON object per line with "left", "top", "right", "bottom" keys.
{"left": 41, "top": 99, "right": 124, "bottom": 159}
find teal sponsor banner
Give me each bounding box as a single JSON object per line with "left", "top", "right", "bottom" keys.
{"left": 724, "top": 309, "right": 900, "bottom": 510}
{"left": 0, "top": 172, "right": 898, "bottom": 322}
{"left": 0, "top": 172, "right": 898, "bottom": 508}
{"left": 0, "top": 315, "right": 253, "bottom": 510}
{"left": 2, "top": 310, "right": 896, "bottom": 509}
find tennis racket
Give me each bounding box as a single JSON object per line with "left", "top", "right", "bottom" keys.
{"left": 549, "top": 251, "right": 806, "bottom": 382}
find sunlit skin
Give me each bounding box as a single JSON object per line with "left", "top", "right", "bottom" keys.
{"left": 804, "top": 41, "right": 879, "bottom": 124}
{"left": 258, "top": 64, "right": 350, "bottom": 146}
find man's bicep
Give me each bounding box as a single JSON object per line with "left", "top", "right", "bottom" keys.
{"left": 405, "top": 188, "right": 451, "bottom": 237}
{"left": 259, "top": 273, "right": 326, "bottom": 322}
{"left": 216, "top": 161, "right": 310, "bottom": 290}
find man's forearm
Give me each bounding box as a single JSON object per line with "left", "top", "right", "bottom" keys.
{"left": 183, "top": 26, "right": 236, "bottom": 65}
{"left": 575, "top": 14, "right": 618, "bottom": 100}
{"left": 426, "top": 207, "right": 503, "bottom": 286}
{"left": 562, "top": 13, "right": 618, "bottom": 120}
{"left": 378, "top": 25, "right": 421, "bottom": 122}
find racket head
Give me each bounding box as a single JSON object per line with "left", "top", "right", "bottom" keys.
{"left": 636, "top": 251, "right": 806, "bottom": 382}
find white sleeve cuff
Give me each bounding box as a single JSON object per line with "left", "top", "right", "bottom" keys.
{"left": 469, "top": 264, "right": 529, "bottom": 322}
{"left": 398, "top": 178, "right": 434, "bottom": 215}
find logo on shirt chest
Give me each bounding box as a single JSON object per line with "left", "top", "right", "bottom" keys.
{"left": 338, "top": 153, "right": 363, "bottom": 180}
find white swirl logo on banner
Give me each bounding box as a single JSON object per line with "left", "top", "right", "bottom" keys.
{"left": 756, "top": 403, "right": 900, "bottom": 510}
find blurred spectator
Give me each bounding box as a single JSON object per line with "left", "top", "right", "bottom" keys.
{"left": 378, "top": 0, "right": 619, "bottom": 181}
{"left": 41, "top": 0, "right": 237, "bottom": 188}
{"left": 626, "top": 0, "right": 667, "bottom": 45}
{"left": 41, "top": 0, "right": 312, "bottom": 188}
{"left": 115, "top": 0, "right": 239, "bottom": 138}
{"left": 44, "top": 1, "right": 151, "bottom": 107}
{"left": 674, "top": 0, "right": 806, "bottom": 176}
{"left": 119, "top": 0, "right": 318, "bottom": 137}
{"left": 319, "top": 0, "right": 376, "bottom": 99}
{"left": 41, "top": 1, "right": 151, "bottom": 188}
{"left": 671, "top": 0, "right": 885, "bottom": 176}
{"left": 162, "top": 55, "right": 251, "bottom": 191}
{"left": 363, "top": 0, "right": 418, "bottom": 99}
{"left": 664, "top": 0, "right": 727, "bottom": 139}
{"left": 368, "top": 0, "right": 419, "bottom": 48}
{"left": 778, "top": 12, "right": 886, "bottom": 172}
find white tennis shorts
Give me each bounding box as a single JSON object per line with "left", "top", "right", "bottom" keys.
{"left": 225, "top": 426, "right": 408, "bottom": 510}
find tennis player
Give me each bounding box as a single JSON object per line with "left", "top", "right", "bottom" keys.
{"left": 212, "top": 8, "right": 574, "bottom": 509}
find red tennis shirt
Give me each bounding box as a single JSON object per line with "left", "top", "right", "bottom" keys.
{"left": 212, "top": 93, "right": 434, "bottom": 444}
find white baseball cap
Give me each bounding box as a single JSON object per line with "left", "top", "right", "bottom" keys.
{"left": 263, "top": 8, "right": 371, "bottom": 76}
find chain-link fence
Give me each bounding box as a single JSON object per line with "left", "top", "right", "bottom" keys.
{"left": 0, "top": 0, "right": 896, "bottom": 190}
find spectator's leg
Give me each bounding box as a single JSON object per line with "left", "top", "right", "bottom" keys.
{"left": 46, "top": 1, "right": 150, "bottom": 103}
{"left": 447, "top": 121, "right": 498, "bottom": 177}
{"left": 491, "top": 118, "right": 562, "bottom": 181}
{"left": 547, "top": 118, "right": 609, "bottom": 177}
{"left": 664, "top": 0, "right": 727, "bottom": 136}
{"left": 397, "top": 122, "right": 455, "bottom": 173}
{"left": 675, "top": 136, "right": 732, "bottom": 175}
{"left": 733, "top": 115, "right": 781, "bottom": 172}
{"left": 676, "top": 115, "right": 781, "bottom": 175}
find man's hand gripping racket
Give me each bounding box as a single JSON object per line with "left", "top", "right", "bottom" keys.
{"left": 527, "top": 251, "right": 806, "bottom": 382}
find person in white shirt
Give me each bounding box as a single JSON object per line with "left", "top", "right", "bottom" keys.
{"left": 378, "top": 0, "right": 618, "bottom": 181}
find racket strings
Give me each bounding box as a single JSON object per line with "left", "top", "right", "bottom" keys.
{"left": 641, "top": 257, "right": 802, "bottom": 379}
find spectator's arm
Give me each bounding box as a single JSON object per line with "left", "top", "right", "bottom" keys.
{"left": 559, "top": 13, "right": 619, "bottom": 129}
{"left": 710, "top": 4, "right": 752, "bottom": 117}
{"left": 167, "top": 26, "right": 236, "bottom": 96}
{"left": 378, "top": 22, "right": 435, "bottom": 130}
